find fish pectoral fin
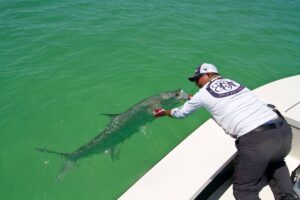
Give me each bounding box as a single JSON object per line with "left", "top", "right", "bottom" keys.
{"left": 139, "top": 126, "right": 147, "bottom": 135}
{"left": 112, "top": 148, "right": 121, "bottom": 161}
{"left": 105, "top": 147, "right": 121, "bottom": 161}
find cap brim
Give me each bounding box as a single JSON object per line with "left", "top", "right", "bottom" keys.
{"left": 188, "top": 74, "right": 201, "bottom": 82}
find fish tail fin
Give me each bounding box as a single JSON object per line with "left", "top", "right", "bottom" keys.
{"left": 56, "top": 158, "right": 76, "bottom": 182}
{"left": 35, "top": 147, "right": 77, "bottom": 181}
{"left": 35, "top": 147, "right": 69, "bottom": 158}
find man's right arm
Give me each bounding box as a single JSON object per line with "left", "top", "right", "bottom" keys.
{"left": 153, "top": 92, "right": 203, "bottom": 119}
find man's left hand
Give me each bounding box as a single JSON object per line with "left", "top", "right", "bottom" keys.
{"left": 153, "top": 108, "right": 166, "bottom": 118}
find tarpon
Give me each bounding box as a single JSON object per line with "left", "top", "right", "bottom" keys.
{"left": 35, "top": 89, "right": 189, "bottom": 179}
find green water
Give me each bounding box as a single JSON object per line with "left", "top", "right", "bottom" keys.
{"left": 1, "top": 0, "right": 300, "bottom": 199}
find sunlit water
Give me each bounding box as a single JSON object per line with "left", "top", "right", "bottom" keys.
{"left": 1, "top": 0, "right": 300, "bottom": 199}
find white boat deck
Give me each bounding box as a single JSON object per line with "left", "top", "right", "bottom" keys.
{"left": 119, "top": 75, "right": 300, "bottom": 200}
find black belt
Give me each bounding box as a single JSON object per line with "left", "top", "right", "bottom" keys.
{"left": 251, "top": 119, "right": 284, "bottom": 133}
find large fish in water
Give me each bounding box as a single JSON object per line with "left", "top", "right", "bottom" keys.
{"left": 36, "top": 89, "right": 189, "bottom": 179}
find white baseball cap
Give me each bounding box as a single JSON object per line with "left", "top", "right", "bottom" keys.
{"left": 188, "top": 63, "right": 218, "bottom": 82}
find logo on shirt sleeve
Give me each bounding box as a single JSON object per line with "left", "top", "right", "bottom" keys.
{"left": 206, "top": 79, "right": 245, "bottom": 98}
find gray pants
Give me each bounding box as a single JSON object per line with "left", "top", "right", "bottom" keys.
{"left": 233, "top": 118, "right": 296, "bottom": 200}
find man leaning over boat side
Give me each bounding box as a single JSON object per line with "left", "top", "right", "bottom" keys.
{"left": 153, "top": 63, "right": 299, "bottom": 200}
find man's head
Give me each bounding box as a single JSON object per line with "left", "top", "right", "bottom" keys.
{"left": 188, "top": 63, "right": 219, "bottom": 87}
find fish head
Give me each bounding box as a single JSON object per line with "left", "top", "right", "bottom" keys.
{"left": 161, "top": 89, "right": 189, "bottom": 102}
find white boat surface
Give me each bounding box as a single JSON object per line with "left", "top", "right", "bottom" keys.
{"left": 118, "top": 75, "right": 300, "bottom": 200}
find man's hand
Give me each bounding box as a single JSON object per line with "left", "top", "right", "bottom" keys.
{"left": 153, "top": 108, "right": 166, "bottom": 118}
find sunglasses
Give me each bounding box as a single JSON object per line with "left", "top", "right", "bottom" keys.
{"left": 195, "top": 74, "right": 205, "bottom": 82}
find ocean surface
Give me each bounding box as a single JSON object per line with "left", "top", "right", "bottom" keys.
{"left": 1, "top": 0, "right": 300, "bottom": 199}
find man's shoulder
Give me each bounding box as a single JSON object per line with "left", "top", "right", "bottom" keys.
{"left": 205, "top": 78, "right": 249, "bottom": 98}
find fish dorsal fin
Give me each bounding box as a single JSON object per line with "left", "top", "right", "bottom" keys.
{"left": 100, "top": 113, "right": 119, "bottom": 118}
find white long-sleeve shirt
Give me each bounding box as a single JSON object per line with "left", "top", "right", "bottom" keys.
{"left": 171, "top": 77, "right": 277, "bottom": 138}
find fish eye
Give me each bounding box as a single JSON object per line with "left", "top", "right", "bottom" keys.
{"left": 175, "top": 93, "right": 179, "bottom": 96}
